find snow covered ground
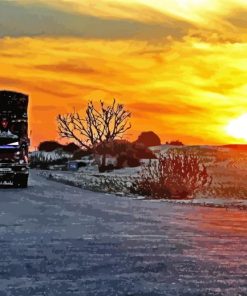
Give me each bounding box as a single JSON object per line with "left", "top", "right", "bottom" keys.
{"left": 39, "top": 167, "right": 139, "bottom": 196}
{"left": 36, "top": 143, "right": 247, "bottom": 207}
{"left": 38, "top": 167, "right": 247, "bottom": 210}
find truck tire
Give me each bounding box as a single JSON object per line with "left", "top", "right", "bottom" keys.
{"left": 13, "top": 175, "right": 28, "bottom": 188}
{"left": 20, "top": 176, "right": 28, "bottom": 188}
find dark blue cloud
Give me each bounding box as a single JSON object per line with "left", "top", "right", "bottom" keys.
{"left": 0, "top": 1, "right": 191, "bottom": 39}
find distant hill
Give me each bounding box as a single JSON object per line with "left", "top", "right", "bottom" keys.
{"left": 135, "top": 131, "right": 161, "bottom": 147}
{"left": 220, "top": 144, "right": 247, "bottom": 151}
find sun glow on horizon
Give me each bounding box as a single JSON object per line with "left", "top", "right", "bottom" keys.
{"left": 226, "top": 114, "right": 247, "bottom": 142}
{"left": 3, "top": 0, "right": 247, "bottom": 146}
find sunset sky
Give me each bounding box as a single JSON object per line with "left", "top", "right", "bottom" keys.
{"left": 1, "top": 0, "right": 247, "bottom": 147}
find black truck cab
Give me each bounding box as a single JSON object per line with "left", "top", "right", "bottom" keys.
{"left": 0, "top": 90, "right": 29, "bottom": 187}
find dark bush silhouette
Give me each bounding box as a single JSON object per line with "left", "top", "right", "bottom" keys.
{"left": 98, "top": 164, "right": 115, "bottom": 173}
{"left": 63, "top": 143, "right": 80, "bottom": 153}
{"left": 127, "top": 156, "right": 141, "bottom": 167}
{"left": 96, "top": 140, "right": 156, "bottom": 158}
{"left": 117, "top": 142, "right": 155, "bottom": 169}
{"left": 166, "top": 140, "right": 184, "bottom": 146}
{"left": 38, "top": 141, "right": 63, "bottom": 152}
{"left": 38, "top": 141, "right": 81, "bottom": 154}
{"left": 95, "top": 140, "right": 156, "bottom": 171}
{"left": 116, "top": 152, "right": 128, "bottom": 168}
{"left": 132, "top": 142, "right": 156, "bottom": 159}
{"left": 73, "top": 149, "right": 92, "bottom": 160}
{"left": 116, "top": 151, "right": 140, "bottom": 168}
{"left": 135, "top": 131, "right": 161, "bottom": 147}
{"left": 131, "top": 152, "right": 212, "bottom": 199}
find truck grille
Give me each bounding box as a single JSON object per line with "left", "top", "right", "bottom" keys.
{"left": 0, "top": 168, "right": 12, "bottom": 173}
{"left": 0, "top": 158, "right": 15, "bottom": 163}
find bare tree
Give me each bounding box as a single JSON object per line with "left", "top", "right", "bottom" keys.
{"left": 57, "top": 99, "right": 131, "bottom": 168}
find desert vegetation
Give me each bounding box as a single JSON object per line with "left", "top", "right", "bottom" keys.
{"left": 38, "top": 140, "right": 80, "bottom": 153}
{"left": 95, "top": 139, "right": 156, "bottom": 171}
{"left": 131, "top": 152, "right": 212, "bottom": 199}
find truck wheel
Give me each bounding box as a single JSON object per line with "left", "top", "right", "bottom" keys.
{"left": 13, "top": 179, "right": 19, "bottom": 188}
{"left": 13, "top": 176, "right": 28, "bottom": 188}
{"left": 19, "top": 176, "right": 28, "bottom": 188}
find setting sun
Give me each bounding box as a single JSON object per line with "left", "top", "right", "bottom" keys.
{"left": 2, "top": 0, "right": 247, "bottom": 147}
{"left": 226, "top": 114, "right": 247, "bottom": 141}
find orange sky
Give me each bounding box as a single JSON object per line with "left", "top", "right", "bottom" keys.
{"left": 1, "top": 0, "right": 247, "bottom": 148}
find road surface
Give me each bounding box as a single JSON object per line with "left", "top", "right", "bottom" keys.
{"left": 0, "top": 171, "right": 246, "bottom": 296}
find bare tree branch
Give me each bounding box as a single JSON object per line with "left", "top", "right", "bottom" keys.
{"left": 57, "top": 99, "right": 131, "bottom": 151}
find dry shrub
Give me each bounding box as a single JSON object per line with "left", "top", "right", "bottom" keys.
{"left": 131, "top": 152, "right": 212, "bottom": 199}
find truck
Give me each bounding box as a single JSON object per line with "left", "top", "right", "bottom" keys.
{"left": 0, "top": 90, "right": 29, "bottom": 188}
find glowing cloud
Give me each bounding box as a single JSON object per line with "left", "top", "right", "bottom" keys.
{"left": 34, "top": 0, "right": 247, "bottom": 29}
{"left": 2, "top": 0, "right": 247, "bottom": 147}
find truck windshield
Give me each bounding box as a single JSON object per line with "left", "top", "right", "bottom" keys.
{"left": 10, "top": 122, "right": 27, "bottom": 138}
{"left": 0, "top": 137, "right": 19, "bottom": 145}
